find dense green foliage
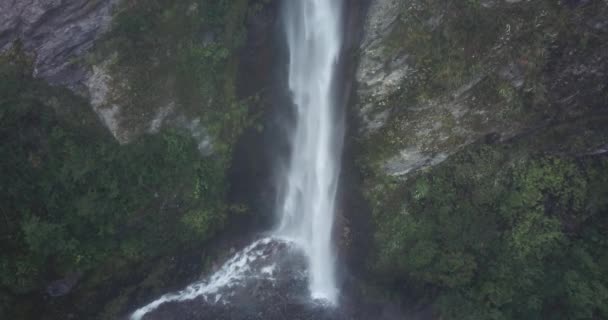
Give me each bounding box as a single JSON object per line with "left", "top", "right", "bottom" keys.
{"left": 370, "top": 142, "right": 608, "bottom": 319}
{"left": 360, "top": 2, "right": 608, "bottom": 318}
{"left": 0, "top": 0, "right": 260, "bottom": 316}
{"left": 0, "top": 48, "right": 230, "bottom": 300}
{"left": 358, "top": 0, "right": 608, "bottom": 320}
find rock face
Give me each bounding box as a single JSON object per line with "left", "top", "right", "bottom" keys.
{"left": 354, "top": 0, "right": 608, "bottom": 178}
{"left": 0, "top": 0, "right": 143, "bottom": 142}
{"left": 0, "top": 0, "right": 118, "bottom": 93}
{"left": 352, "top": 1, "right": 608, "bottom": 316}
{"left": 356, "top": 0, "right": 407, "bottom": 134}
{"left": 0, "top": 0, "right": 223, "bottom": 146}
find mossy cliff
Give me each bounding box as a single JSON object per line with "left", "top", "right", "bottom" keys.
{"left": 352, "top": 0, "right": 608, "bottom": 319}
{"left": 0, "top": 1, "right": 274, "bottom": 319}
{"left": 2, "top": 0, "right": 608, "bottom": 319}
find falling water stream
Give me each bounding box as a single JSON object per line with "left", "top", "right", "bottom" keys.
{"left": 130, "top": 1, "right": 343, "bottom": 318}
{"left": 275, "top": 0, "right": 343, "bottom": 304}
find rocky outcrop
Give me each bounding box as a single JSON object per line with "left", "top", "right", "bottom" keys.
{"left": 355, "top": 0, "right": 608, "bottom": 177}
{"left": 0, "top": 0, "right": 145, "bottom": 143}
{"left": 0, "top": 0, "right": 220, "bottom": 147}
{"left": 356, "top": 0, "right": 408, "bottom": 134}
{"left": 0, "top": 0, "right": 118, "bottom": 93}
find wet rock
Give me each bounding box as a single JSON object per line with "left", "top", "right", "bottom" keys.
{"left": 129, "top": 237, "right": 423, "bottom": 320}
{"left": 130, "top": 238, "right": 312, "bottom": 320}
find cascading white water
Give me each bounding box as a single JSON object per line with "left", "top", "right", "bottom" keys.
{"left": 129, "top": 2, "right": 344, "bottom": 318}
{"left": 275, "top": 0, "right": 344, "bottom": 304}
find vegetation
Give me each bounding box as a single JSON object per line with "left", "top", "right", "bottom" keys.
{"left": 91, "top": 0, "right": 253, "bottom": 154}
{"left": 382, "top": 0, "right": 569, "bottom": 107}
{"left": 370, "top": 140, "right": 608, "bottom": 319}
{"left": 0, "top": 44, "right": 235, "bottom": 315}
{"left": 0, "top": 0, "right": 263, "bottom": 318}
{"left": 361, "top": 1, "right": 608, "bottom": 319}
{"left": 1, "top": 0, "right": 606, "bottom": 319}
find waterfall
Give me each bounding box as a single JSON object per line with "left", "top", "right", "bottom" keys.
{"left": 128, "top": 2, "right": 344, "bottom": 318}
{"left": 275, "top": 0, "right": 344, "bottom": 304}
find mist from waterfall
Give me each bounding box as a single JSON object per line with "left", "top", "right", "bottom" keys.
{"left": 275, "top": 0, "right": 344, "bottom": 304}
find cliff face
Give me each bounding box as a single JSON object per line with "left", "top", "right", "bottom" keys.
{"left": 0, "top": 0, "right": 237, "bottom": 147}
{"left": 355, "top": 0, "right": 608, "bottom": 178}
{"left": 0, "top": 0, "right": 117, "bottom": 92}
{"left": 0, "top": 0, "right": 147, "bottom": 143}
{"left": 353, "top": 0, "right": 608, "bottom": 318}
{"left": 2, "top": 0, "right": 607, "bottom": 319}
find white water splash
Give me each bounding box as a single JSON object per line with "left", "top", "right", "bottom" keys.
{"left": 130, "top": 238, "right": 281, "bottom": 320}
{"left": 275, "top": 0, "right": 344, "bottom": 304}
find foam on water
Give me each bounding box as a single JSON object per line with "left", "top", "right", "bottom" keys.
{"left": 130, "top": 238, "right": 280, "bottom": 320}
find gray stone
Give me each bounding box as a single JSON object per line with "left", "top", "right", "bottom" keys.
{"left": 356, "top": 0, "right": 608, "bottom": 182}
{"left": 383, "top": 148, "right": 448, "bottom": 176}
{"left": 0, "top": 0, "right": 216, "bottom": 150}
{"left": 0, "top": 0, "right": 119, "bottom": 93}
{"left": 355, "top": 0, "right": 409, "bottom": 134}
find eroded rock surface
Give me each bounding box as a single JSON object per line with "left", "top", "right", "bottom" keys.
{"left": 0, "top": 0, "right": 118, "bottom": 92}
{"left": 0, "top": 0, "right": 142, "bottom": 142}
{"left": 355, "top": 0, "right": 608, "bottom": 177}
{"left": 0, "top": 0, "right": 220, "bottom": 146}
